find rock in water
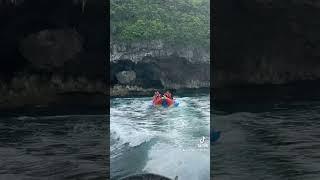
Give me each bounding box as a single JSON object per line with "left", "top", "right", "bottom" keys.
{"left": 19, "top": 28, "right": 83, "bottom": 69}
{"left": 116, "top": 70, "right": 136, "bottom": 84}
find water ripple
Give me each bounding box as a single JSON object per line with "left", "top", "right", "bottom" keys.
{"left": 0, "top": 114, "right": 107, "bottom": 180}
{"left": 111, "top": 96, "right": 210, "bottom": 180}
{"left": 213, "top": 101, "right": 320, "bottom": 180}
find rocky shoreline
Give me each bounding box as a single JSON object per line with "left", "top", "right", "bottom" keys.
{"left": 214, "top": 0, "right": 320, "bottom": 91}
{"left": 110, "top": 85, "right": 209, "bottom": 97}
{"left": 0, "top": 74, "right": 106, "bottom": 109}
{"left": 110, "top": 41, "right": 210, "bottom": 96}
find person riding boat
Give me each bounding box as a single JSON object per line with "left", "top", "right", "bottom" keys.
{"left": 152, "top": 91, "right": 162, "bottom": 105}
{"left": 162, "top": 91, "right": 174, "bottom": 106}
{"left": 163, "top": 91, "right": 173, "bottom": 100}
{"left": 152, "top": 90, "right": 178, "bottom": 107}
{"left": 152, "top": 91, "right": 160, "bottom": 102}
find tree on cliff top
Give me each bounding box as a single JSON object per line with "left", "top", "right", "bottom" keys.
{"left": 110, "top": 0, "right": 209, "bottom": 48}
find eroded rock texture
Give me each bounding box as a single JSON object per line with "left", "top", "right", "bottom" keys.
{"left": 214, "top": 0, "right": 320, "bottom": 89}
{"left": 0, "top": 0, "right": 106, "bottom": 108}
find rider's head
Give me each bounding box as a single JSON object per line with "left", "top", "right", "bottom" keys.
{"left": 154, "top": 91, "right": 161, "bottom": 97}
{"left": 164, "top": 90, "right": 172, "bottom": 98}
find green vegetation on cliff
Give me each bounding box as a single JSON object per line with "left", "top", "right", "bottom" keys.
{"left": 110, "top": 0, "right": 209, "bottom": 48}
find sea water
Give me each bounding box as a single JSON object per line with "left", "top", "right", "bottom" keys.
{"left": 110, "top": 95, "right": 210, "bottom": 180}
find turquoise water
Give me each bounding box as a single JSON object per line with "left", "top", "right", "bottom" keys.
{"left": 110, "top": 95, "right": 210, "bottom": 180}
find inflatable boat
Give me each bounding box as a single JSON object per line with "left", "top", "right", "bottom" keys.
{"left": 152, "top": 97, "right": 179, "bottom": 108}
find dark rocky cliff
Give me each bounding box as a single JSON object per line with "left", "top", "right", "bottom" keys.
{"left": 0, "top": 0, "right": 107, "bottom": 109}
{"left": 110, "top": 41, "right": 210, "bottom": 96}
{"left": 214, "top": 0, "right": 320, "bottom": 100}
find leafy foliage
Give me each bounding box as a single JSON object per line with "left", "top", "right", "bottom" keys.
{"left": 110, "top": 0, "right": 209, "bottom": 48}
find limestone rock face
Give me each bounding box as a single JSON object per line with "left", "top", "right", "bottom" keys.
{"left": 110, "top": 39, "right": 210, "bottom": 90}
{"left": 19, "top": 29, "right": 83, "bottom": 69}
{"left": 116, "top": 70, "right": 136, "bottom": 84}
{"left": 213, "top": 0, "right": 320, "bottom": 89}
{"left": 0, "top": 0, "right": 107, "bottom": 108}
{"left": 110, "top": 40, "right": 209, "bottom": 63}
{"left": 111, "top": 57, "right": 210, "bottom": 90}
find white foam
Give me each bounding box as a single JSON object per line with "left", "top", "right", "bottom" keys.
{"left": 15, "top": 116, "right": 37, "bottom": 120}
{"left": 111, "top": 96, "right": 210, "bottom": 179}
{"left": 110, "top": 100, "right": 157, "bottom": 148}
{"left": 143, "top": 143, "right": 210, "bottom": 180}
{"left": 110, "top": 121, "right": 155, "bottom": 148}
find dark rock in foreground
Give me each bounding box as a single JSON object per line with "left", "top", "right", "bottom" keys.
{"left": 120, "top": 173, "right": 176, "bottom": 180}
